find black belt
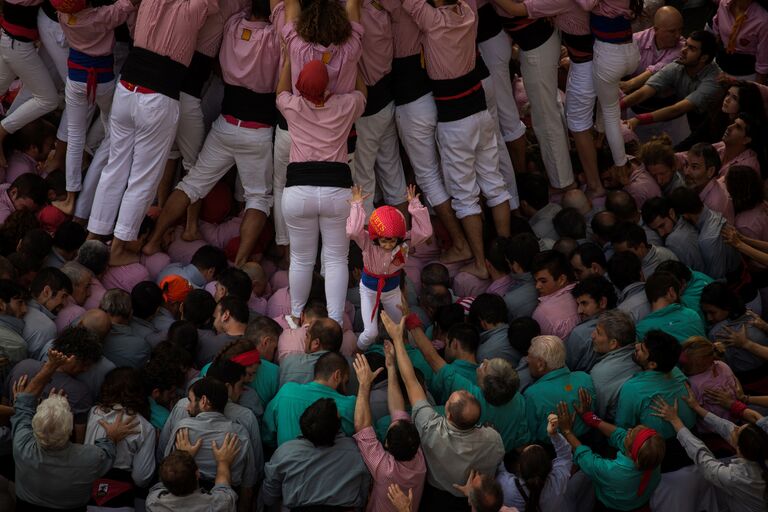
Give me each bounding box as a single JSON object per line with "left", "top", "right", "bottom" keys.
{"left": 717, "top": 45, "right": 757, "bottom": 76}
{"left": 286, "top": 161, "right": 353, "bottom": 188}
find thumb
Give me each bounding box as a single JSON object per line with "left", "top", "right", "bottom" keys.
{"left": 373, "top": 367, "right": 384, "bottom": 378}
{"left": 408, "top": 488, "right": 413, "bottom": 500}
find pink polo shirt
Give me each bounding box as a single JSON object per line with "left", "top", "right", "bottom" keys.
{"left": 700, "top": 179, "right": 735, "bottom": 224}
{"left": 632, "top": 27, "right": 684, "bottom": 76}
{"left": 102, "top": 262, "right": 150, "bottom": 293}
{"left": 276, "top": 91, "right": 366, "bottom": 164}
{"left": 0, "top": 184, "right": 17, "bottom": 225}
{"left": 353, "top": 411, "right": 426, "bottom": 512}
{"left": 84, "top": 277, "right": 107, "bottom": 310}
{"left": 401, "top": 0, "right": 477, "bottom": 80}
{"left": 486, "top": 273, "right": 517, "bottom": 296}
{"left": 200, "top": 218, "right": 242, "bottom": 249}
{"left": 359, "top": 0, "right": 395, "bottom": 86}
{"left": 712, "top": 141, "right": 761, "bottom": 181}
{"left": 219, "top": 12, "right": 280, "bottom": 92}
{"left": 266, "top": 286, "right": 292, "bottom": 319}
{"left": 624, "top": 163, "right": 662, "bottom": 209}
{"left": 140, "top": 251, "right": 171, "bottom": 281}
{"left": 573, "top": 0, "right": 632, "bottom": 18}
{"left": 712, "top": 0, "right": 768, "bottom": 75}
{"left": 532, "top": 283, "right": 580, "bottom": 340}
{"left": 688, "top": 360, "right": 740, "bottom": 428}
{"left": 452, "top": 272, "right": 490, "bottom": 298}
{"left": 282, "top": 20, "right": 364, "bottom": 95}
{"left": 194, "top": 0, "right": 249, "bottom": 57}
{"left": 277, "top": 324, "right": 307, "bottom": 363}
{"left": 58, "top": 0, "right": 136, "bottom": 56}
{"left": 132, "top": 0, "right": 219, "bottom": 66}
{"left": 524, "top": 0, "right": 589, "bottom": 36}
{"left": 167, "top": 227, "right": 207, "bottom": 265}
{"left": 4, "top": 152, "right": 38, "bottom": 185}
{"left": 55, "top": 302, "right": 85, "bottom": 335}
{"left": 380, "top": 0, "right": 422, "bottom": 58}
{"left": 736, "top": 202, "right": 768, "bottom": 242}
{"left": 249, "top": 294, "right": 268, "bottom": 316}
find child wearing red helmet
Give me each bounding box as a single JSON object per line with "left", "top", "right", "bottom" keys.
{"left": 346, "top": 183, "right": 433, "bottom": 350}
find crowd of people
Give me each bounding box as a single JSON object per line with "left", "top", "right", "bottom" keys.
{"left": 0, "top": 0, "right": 766, "bottom": 509}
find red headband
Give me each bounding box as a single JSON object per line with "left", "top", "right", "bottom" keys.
{"left": 231, "top": 349, "right": 260, "bottom": 367}
{"left": 630, "top": 427, "right": 658, "bottom": 496}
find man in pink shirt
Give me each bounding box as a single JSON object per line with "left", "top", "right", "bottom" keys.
{"left": 681, "top": 142, "right": 735, "bottom": 223}
{"left": 0, "top": 173, "right": 48, "bottom": 225}
{"left": 353, "top": 346, "right": 426, "bottom": 512}
{"left": 87, "top": 0, "right": 218, "bottom": 267}
{"left": 277, "top": 300, "right": 327, "bottom": 363}
{"left": 713, "top": 113, "right": 762, "bottom": 181}
{"left": 712, "top": 0, "right": 768, "bottom": 81}
{"left": 531, "top": 250, "right": 579, "bottom": 340}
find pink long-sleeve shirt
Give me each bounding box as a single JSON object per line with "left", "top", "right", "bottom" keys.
{"left": 700, "top": 178, "right": 736, "bottom": 224}
{"left": 712, "top": 0, "right": 768, "bottom": 75}
{"left": 712, "top": 141, "right": 761, "bottom": 182}
{"left": 194, "top": 0, "right": 248, "bottom": 57}
{"left": 523, "top": 0, "right": 589, "bottom": 36}
{"left": 573, "top": 0, "right": 632, "bottom": 18}
{"left": 132, "top": 0, "right": 218, "bottom": 66}
{"left": 624, "top": 163, "right": 662, "bottom": 209}
{"left": 736, "top": 202, "right": 768, "bottom": 242}
{"left": 401, "top": 0, "right": 477, "bottom": 80}
{"left": 58, "top": 0, "right": 136, "bottom": 56}
{"left": 219, "top": 11, "right": 280, "bottom": 92}
{"left": 632, "top": 27, "right": 684, "bottom": 76}
{"left": 346, "top": 197, "right": 433, "bottom": 276}
{"left": 380, "top": 0, "right": 422, "bottom": 58}
{"left": 532, "top": 283, "right": 580, "bottom": 340}
{"left": 359, "top": 0, "right": 395, "bottom": 86}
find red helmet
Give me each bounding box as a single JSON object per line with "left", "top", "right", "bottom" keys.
{"left": 51, "top": 0, "right": 86, "bottom": 13}
{"left": 368, "top": 206, "right": 406, "bottom": 240}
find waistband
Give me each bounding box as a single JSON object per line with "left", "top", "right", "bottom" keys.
{"left": 717, "top": 45, "right": 757, "bottom": 76}
{"left": 1, "top": 2, "right": 40, "bottom": 41}
{"left": 562, "top": 32, "right": 594, "bottom": 63}
{"left": 68, "top": 49, "right": 115, "bottom": 83}
{"left": 590, "top": 13, "right": 632, "bottom": 43}
{"left": 362, "top": 269, "right": 400, "bottom": 291}
{"left": 476, "top": 3, "right": 502, "bottom": 43}
{"left": 180, "top": 51, "right": 214, "bottom": 98}
{"left": 500, "top": 16, "right": 553, "bottom": 51}
{"left": 120, "top": 46, "right": 187, "bottom": 100}
{"left": 286, "top": 161, "right": 353, "bottom": 188}
{"left": 362, "top": 72, "right": 393, "bottom": 116}
{"left": 431, "top": 67, "right": 486, "bottom": 122}
{"left": 392, "top": 54, "right": 431, "bottom": 105}
{"left": 222, "top": 83, "right": 277, "bottom": 125}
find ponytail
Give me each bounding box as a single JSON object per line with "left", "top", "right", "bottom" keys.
{"left": 517, "top": 444, "right": 552, "bottom": 512}
{"left": 212, "top": 338, "right": 255, "bottom": 366}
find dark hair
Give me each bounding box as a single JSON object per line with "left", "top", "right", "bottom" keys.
{"left": 572, "top": 276, "right": 617, "bottom": 309}
{"left": 469, "top": 473, "right": 504, "bottom": 512}
{"left": 468, "top": 293, "right": 508, "bottom": 328}
{"left": 531, "top": 250, "right": 573, "bottom": 282}
{"left": 384, "top": 419, "right": 421, "bottom": 462}
{"left": 53, "top": 325, "right": 102, "bottom": 364}
{"left": 655, "top": 260, "right": 692, "bottom": 284}
{"left": 182, "top": 289, "right": 217, "bottom": 328}
{"left": 700, "top": 281, "right": 746, "bottom": 320}
{"left": 688, "top": 142, "right": 721, "bottom": 175}
{"left": 434, "top": 303, "right": 466, "bottom": 335}
{"left": 607, "top": 251, "right": 643, "bottom": 291}
{"left": 190, "top": 245, "right": 228, "bottom": 277}
{"left": 308, "top": 318, "right": 343, "bottom": 352}
{"left": 216, "top": 268, "right": 252, "bottom": 302}
{"left": 643, "top": 329, "right": 682, "bottom": 373}
{"left": 518, "top": 173, "right": 550, "bottom": 210}
{"left": 0, "top": 210, "right": 40, "bottom": 257}
{"left": 726, "top": 165, "right": 764, "bottom": 214}
{"left": 167, "top": 320, "right": 199, "bottom": 363}
{"left": 207, "top": 359, "right": 246, "bottom": 387}
{"left": 503, "top": 233, "right": 540, "bottom": 272}
{"left": 419, "top": 284, "right": 451, "bottom": 315}
{"left": 611, "top": 222, "right": 648, "bottom": 248}
{"left": 508, "top": 316, "right": 541, "bottom": 355}
{"left": 639, "top": 135, "right": 676, "bottom": 169}
{"left": 43, "top": 170, "right": 65, "bottom": 198}
{"left": 630, "top": 0, "right": 644, "bottom": 18}
{"left": 131, "top": 281, "right": 164, "bottom": 320}
{"left": 17, "top": 229, "right": 51, "bottom": 266}
{"left": 519, "top": 444, "right": 552, "bottom": 512}
{"left": 304, "top": 299, "right": 329, "bottom": 319}
{"left": 553, "top": 207, "right": 587, "bottom": 240}
{"left": 313, "top": 351, "right": 349, "bottom": 380}
{"left": 446, "top": 323, "right": 480, "bottom": 355}
{"left": 212, "top": 338, "right": 256, "bottom": 366}
{"left": 605, "top": 191, "right": 639, "bottom": 221}
{"left": 644, "top": 271, "right": 681, "bottom": 303}
{"left": 486, "top": 237, "right": 510, "bottom": 273}
{"left": 10, "top": 173, "right": 48, "bottom": 206}
{"left": 300, "top": 398, "right": 341, "bottom": 446}
{"left": 244, "top": 315, "right": 283, "bottom": 342}
{"left": 572, "top": 242, "right": 607, "bottom": 270}
{"left": 142, "top": 353, "right": 185, "bottom": 394}
{"left": 591, "top": 211, "right": 618, "bottom": 242}
{"left": 421, "top": 263, "right": 451, "bottom": 287}
{"left": 8, "top": 118, "right": 56, "bottom": 154}
{"left": 736, "top": 424, "right": 768, "bottom": 504}
{"left": 689, "top": 30, "right": 717, "bottom": 63}
{"left": 159, "top": 451, "right": 198, "bottom": 496}
{"left": 30, "top": 267, "right": 73, "bottom": 298}
{"left": 53, "top": 221, "right": 86, "bottom": 253}
{"left": 0, "top": 278, "right": 25, "bottom": 303}
{"left": 251, "top": 0, "right": 270, "bottom": 18}
{"left": 641, "top": 197, "right": 675, "bottom": 226}
{"left": 189, "top": 377, "right": 228, "bottom": 412}
{"left": 669, "top": 186, "right": 704, "bottom": 215}
{"left": 217, "top": 295, "right": 250, "bottom": 325}
{"left": 98, "top": 367, "right": 150, "bottom": 419}
{"left": 296, "top": 0, "right": 351, "bottom": 46}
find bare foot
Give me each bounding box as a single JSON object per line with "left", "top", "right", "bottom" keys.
{"left": 459, "top": 261, "right": 490, "bottom": 280}
{"left": 141, "top": 239, "right": 163, "bottom": 256}
{"left": 181, "top": 225, "right": 202, "bottom": 242}
{"left": 109, "top": 248, "right": 140, "bottom": 267}
{"left": 440, "top": 244, "right": 473, "bottom": 265}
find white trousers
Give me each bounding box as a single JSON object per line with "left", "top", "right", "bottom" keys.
{"left": 478, "top": 31, "right": 527, "bottom": 142}
{"left": 177, "top": 115, "right": 273, "bottom": 214}
{"left": 436, "top": 110, "right": 510, "bottom": 219}
{"left": 75, "top": 130, "right": 109, "bottom": 219}
{"left": 273, "top": 125, "right": 291, "bottom": 246}
{"left": 88, "top": 83, "right": 180, "bottom": 240}
{"left": 394, "top": 93, "right": 449, "bottom": 208}
{"left": 282, "top": 185, "right": 350, "bottom": 324}
{"left": 65, "top": 78, "right": 114, "bottom": 192}
{"left": 169, "top": 92, "right": 205, "bottom": 169}
{"left": 0, "top": 32, "right": 59, "bottom": 134}
{"left": 519, "top": 30, "right": 575, "bottom": 188}
{"left": 357, "top": 282, "right": 403, "bottom": 350}
{"left": 482, "top": 76, "right": 520, "bottom": 209}
{"left": 593, "top": 40, "right": 639, "bottom": 166}
{"left": 352, "top": 100, "right": 407, "bottom": 213}
{"left": 566, "top": 60, "right": 597, "bottom": 133}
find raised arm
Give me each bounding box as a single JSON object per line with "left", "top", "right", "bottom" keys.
{"left": 276, "top": 53, "right": 292, "bottom": 95}
{"left": 353, "top": 354, "right": 383, "bottom": 432}
{"left": 346, "top": 0, "right": 361, "bottom": 23}
{"left": 381, "top": 311, "right": 426, "bottom": 404}
{"left": 346, "top": 185, "right": 371, "bottom": 250}
{"left": 491, "top": 0, "right": 528, "bottom": 17}
{"left": 284, "top": 0, "right": 300, "bottom": 22}
{"left": 406, "top": 185, "right": 433, "bottom": 249}
{"left": 355, "top": 70, "right": 368, "bottom": 99}
{"left": 384, "top": 341, "right": 406, "bottom": 414}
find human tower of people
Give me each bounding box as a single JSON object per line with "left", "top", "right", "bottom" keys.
{"left": 0, "top": 0, "right": 766, "bottom": 509}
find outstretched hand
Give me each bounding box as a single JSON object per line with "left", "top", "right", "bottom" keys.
{"left": 353, "top": 353, "right": 383, "bottom": 389}
{"left": 350, "top": 185, "right": 370, "bottom": 204}
{"left": 381, "top": 311, "right": 406, "bottom": 344}
{"left": 406, "top": 184, "right": 420, "bottom": 203}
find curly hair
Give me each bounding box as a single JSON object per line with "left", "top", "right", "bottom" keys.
{"left": 296, "top": 0, "right": 351, "bottom": 47}
{"left": 53, "top": 325, "right": 102, "bottom": 365}
{"left": 98, "top": 367, "right": 151, "bottom": 420}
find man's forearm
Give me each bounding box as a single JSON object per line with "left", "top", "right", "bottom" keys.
{"left": 25, "top": 363, "right": 58, "bottom": 397}
{"left": 354, "top": 385, "right": 373, "bottom": 431}
{"left": 392, "top": 337, "right": 426, "bottom": 404}
{"left": 215, "top": 461, "right": 233, "bottom": 487}
{"left": 387, "top": 367, "right": 406, "bottom": 414}
{"left": 622, "top": 85, "right": 655, "bottom": 109}
{"left": 408, "top": 325, "right": 445, "bottom": 372}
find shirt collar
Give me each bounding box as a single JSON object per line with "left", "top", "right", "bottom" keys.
{"left": 537, "top": 366, "right": 570, "bottom": 383}
{"left": 28, "top": 299, "right": 55, "bottom": 320}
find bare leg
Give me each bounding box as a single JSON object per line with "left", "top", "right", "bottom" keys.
{"left": 490, "top": 202, "right": 511, "bottom": 238}
{"left": 573, "top": 129, "right": 605, "bottom": 197}
{"left": 235, "top": 208, "right": 267, "bottom": 267}
{"left": 181, "top": 200, "right": 203, "bottom": 242}
{"left": 506, "top": 136, "right": 527, "bottom": 176}
{"left": 157, "top": 159, "right": 178, "bottom": 208}
{"left": 435, "top": 201, "right": 472, "bottom": 264}
{"left": 143, "top": 188, "right": 191, "bottom": 255}
{"left": 109, "top": 237, "right": 140, "bottom": 266}
{"left": 458, "top": 214, "right": 490, "bottom": 279}
{"left": 43, "top": 139, "right": 67, "bottom": 174}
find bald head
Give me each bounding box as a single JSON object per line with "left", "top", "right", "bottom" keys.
{"left": 78, "top": 308, "right": 112, "bottom": 339}
{"left": 561, "top": 189, "right": 592, "bottom": 216}
{"left": 653, "top": 6, "right": 683, "bottom": 49}
{"left": 446, "top": 390, "right": 481, "bottom": 430}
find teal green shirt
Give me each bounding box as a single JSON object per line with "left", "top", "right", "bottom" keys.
{"left": 682, "top": 270, "right": 714, "bottom": 322}
{"left": 523, "top": 367, "right": 596, "bottom": 443}
{"left": 262, "top": 381, "right": 356, "bottom": 447}
{"left": 366, "top": 344, "right": 435, "bottom": 387}
{"left": 615, "top": 367, "right": 696, "bottom": 439}
{"left": 432, "top": 363, "right": 529, "bottom": 451}
{"left": 573, "top": 428, "right": 661, "bottom": 510}
{"left": 149, "top": 397, "right": 169, "bottom": 430}
{"left": 200, "top": 359, "right": 279, "bottom": 407}
{"left": 430, "top": 360, "right": 478, "bottom": 403}
{"left": 635, "top": 303, "right": 706, "bottom": 344}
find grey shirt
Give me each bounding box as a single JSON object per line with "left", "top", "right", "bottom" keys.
{"left": 149, "top": 307, "right": 177, "bottom": 345}
{"left": 617, "top": 282, "right": 651, "bottom": 323}
{"left": 0, "top": 314, "right": 26, "bottom": 365}
{"left": 503, "top": 273, "right": 539, "bottom": 321}
{"left": 565, "top": 317, "right": 599, "bottom": 372}
{"left": 412, "top": 399, "right": 504, "bottom": 496}
{"left": 103, "top": 323, "right": 152, "bottom": 369}
{"left": 22, "top": 300, "right": 57, "bottom": 361}
{"left": 146, "top": 483, "right": 237, "bottom": 512}
{"left": 709, "top": 315, "right": 768, "bottom": 374}
{"left": 43, "top": 248, "right": 68, "bottom": 269}
{"left": 477, "top": 324, "right": 521, "bottom": 365}
{"left": 157, "top": 263, "right": 207, "bottom": 288}
{"left": 12, "top": 393, "right": 115, "bottom": 508}
{"left": 76, "top": 357, "right": 116, "bottom": 402}
{"left": 130, "top": 316, "right": 160, "bottom": 343}
{"left": 279, "top": 350, "right": 328, "bottom": 387}
{"left": 261, "top": 434, "right": 370, "bottom": 508}
{"left": 695, "top": 207, "right": 741, "bottom": 279}
{"left": 196, "top": 330, "right": 234, "bottom": 368}
{"left": 590, "top": 345, "right": 640, "bottom": 421}
{"left": 641, "top": 244, "right": 678, "bottom": 278}
{"left": 529, "top": 203, "right": 562, "bottom": 241}
{"left": 666, "top": 217, "right": 705, "bottom": 272}
{"left": 646, "top": 60, "right": 722, "bottom": 111}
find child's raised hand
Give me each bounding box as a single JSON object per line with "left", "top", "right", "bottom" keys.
{"left": 406, "top": 184, "right": 420, "bottom": 203}
{"left": 350, "top": 185, "right": 370, "bottom": 204}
